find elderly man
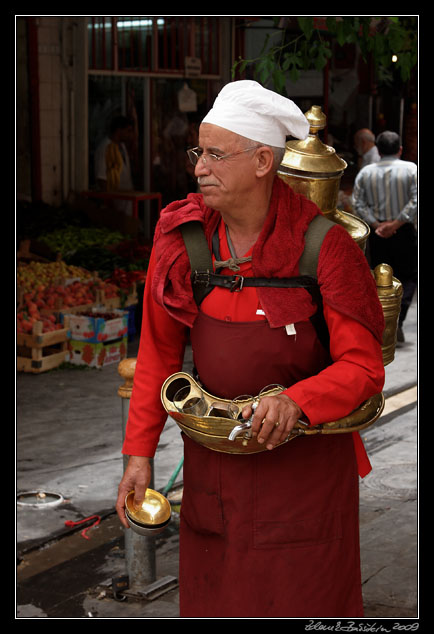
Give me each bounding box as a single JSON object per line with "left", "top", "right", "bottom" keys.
{"left": 116, "top": 81, "right": 385, "bottom": 618}
{"left": 354, "top": 128, "right": 380, "bottom": 169}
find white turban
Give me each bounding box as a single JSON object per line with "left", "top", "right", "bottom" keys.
{"left": 201, "top": 80, "right": 309, "bottom": 148}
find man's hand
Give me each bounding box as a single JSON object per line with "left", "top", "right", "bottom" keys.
{"left": 116, "top": 456, "right": 152, "bottom": 528}
{"left": 241, "top": 393, "right": 304, "bottom": 451}
{"left": 374, "top": 219, "right": 404, "bottom": 238}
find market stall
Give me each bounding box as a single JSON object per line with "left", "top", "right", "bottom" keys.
{"left": 17, "top": 222, "right": 150, "bottom": 373}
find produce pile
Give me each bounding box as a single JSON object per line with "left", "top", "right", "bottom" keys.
{"left": 17, "top": 228, "right": 151, "bottom": 337}
{"left": 17, "top": 273, "right": 120, "bottom": 334}
{"left": 17, "top": 309, "right": 63, "bottom": 334}
{"left": 17, "top": 260, "right": 93, "bottom": 291}
{"left": 38, "top": 226, "right": 125, "bottom": 258}
{"left": 64, "top": 236, "right": 151, "bottom": 284}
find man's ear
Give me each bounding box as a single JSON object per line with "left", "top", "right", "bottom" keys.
{"left": 255, "top": 146, "right": 275, "bottom": 177}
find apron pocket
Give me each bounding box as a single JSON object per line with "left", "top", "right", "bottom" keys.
{"left": 180, "top": 433, "right": 225, "bottom": 537}
{"left": 181, "top": 490, "right": 225, "bottom": 536}
{"left": 253, "top": 510, "right": 342, "bottom": 549}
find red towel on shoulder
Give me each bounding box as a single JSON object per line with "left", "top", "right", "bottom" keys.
{"left": 151, "top": 177, "right": 384, "bottom": 343}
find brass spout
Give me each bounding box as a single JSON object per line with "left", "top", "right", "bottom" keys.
{"left": 228, "top": 402, "right": 258, "bottom": 442}
{"left": 228, "top": 420, "right": 252, "bottom": 441}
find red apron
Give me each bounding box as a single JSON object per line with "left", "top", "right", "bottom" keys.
{"left": 179, "top": 310, "right": 363, "bottom": 618}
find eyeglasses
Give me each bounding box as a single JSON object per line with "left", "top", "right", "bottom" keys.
{"left": 187, "top": 145, "right": 261, "bottom": 166}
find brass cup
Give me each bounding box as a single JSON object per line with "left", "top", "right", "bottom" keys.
{"left": 125, "top": 489, "right": 171, "bottom": 537}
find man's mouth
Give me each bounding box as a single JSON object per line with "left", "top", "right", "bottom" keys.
{"left": 198, "top": 178, "right": 218, "bottom": 188}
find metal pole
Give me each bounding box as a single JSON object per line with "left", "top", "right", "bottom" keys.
{"left": 118, "top": 358, "right": 156, "bottom": 591}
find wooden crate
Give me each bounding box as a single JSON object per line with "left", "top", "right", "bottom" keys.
{"left": 17, "top": 319, "right": 70, "bottom": 374}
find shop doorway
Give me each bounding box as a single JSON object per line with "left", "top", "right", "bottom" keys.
{"left": 88, "top": 75, "right": 215, "bottom": 224}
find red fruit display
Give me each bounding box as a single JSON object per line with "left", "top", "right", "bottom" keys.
{"left": 105, "top": 268, "right": 146, "bottom": 290}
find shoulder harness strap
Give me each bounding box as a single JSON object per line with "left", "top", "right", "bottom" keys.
{"left": 180, "top": 221, "right": 214, "bottom": 306}
{"left": 298, "top": 214, "right": 335, "bottom": 277}
{"left": 180, "top": 214, "right": 335, "bottom": 350}
{"left": 297, "top": 214, "right": 335, "bottom": 351}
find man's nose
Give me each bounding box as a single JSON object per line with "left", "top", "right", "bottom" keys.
{"left": 194, "top": 155, "right": 211, "bottom": 178}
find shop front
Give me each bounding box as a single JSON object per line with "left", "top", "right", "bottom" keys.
{"left": 87, "top": 17, "right": 229, "bottom": 213}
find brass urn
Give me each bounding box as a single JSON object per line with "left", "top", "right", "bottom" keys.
{"left": 373, "top": 263, "right": 403, "bottom": 366}
{"left": 278, "top": 105, "right": 402, "bottom": 366}
{"left": 278, "top": 105, "right": 370, "bottom": 250}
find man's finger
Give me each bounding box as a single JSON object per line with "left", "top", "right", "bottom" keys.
{"left": 133, "top": 487, "right": 147, "bottom": 510}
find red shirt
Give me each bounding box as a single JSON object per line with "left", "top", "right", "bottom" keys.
{"left": 123, "top": 220, "right": 385, "bottom": 477}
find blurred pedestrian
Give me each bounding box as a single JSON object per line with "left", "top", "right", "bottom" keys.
{"left": 354, "top": 128, "right": 381, "bottom": 169}
{"left": 352, "top": 130, "right": 417, "bottom": 341}
{"left": 94, "top": 115, "right": 135, "bottom": 215}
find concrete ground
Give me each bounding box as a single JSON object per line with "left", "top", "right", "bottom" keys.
{"left": 16, "top": 298, "right": 419, "bottom": 621}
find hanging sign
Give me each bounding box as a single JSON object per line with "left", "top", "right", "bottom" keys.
{"left": 178, "top": 83, "right": 198, "bottom": 112}
{"left": 184, "top": 56, "right": 202, "bottom": 77}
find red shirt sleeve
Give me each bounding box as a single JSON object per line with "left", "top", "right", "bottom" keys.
{"left": 122, "top": 249, "right": 188, "bottom": 458}
{"left": 285, "top": 302, "right": 385, "bottom": 425}
{"left": 285, "top": 303, "right": 385, "bottom": 478}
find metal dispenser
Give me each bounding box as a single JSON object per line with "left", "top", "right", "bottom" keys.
{"left": 374, "top": 263, "right": 403, "bottom": 366}
{"left": 278, "top": 105, "right": 370, "bottom": 250}
{"left": 278, "top": 105, "right": 402, "bottom": 365}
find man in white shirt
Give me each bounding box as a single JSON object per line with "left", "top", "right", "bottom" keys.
{"left": 352, "top": 130, "right": 417, "bottom": 341}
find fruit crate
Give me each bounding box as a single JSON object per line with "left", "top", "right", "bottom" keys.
{"left": 67, "top": 336, "right": 128, "bottom": 368}
{"left": 63, "top": 308, "right": 128, "bottom": 344}
{"left": 17, "top": 318, "right": 70, "bottom": 374}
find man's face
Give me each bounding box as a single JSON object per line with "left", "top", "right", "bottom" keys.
{"left": 119, "top": 125, "right": 134, "bottom": 144}
{"left": 195, "top": 123, "right": 258, "bottom": 213}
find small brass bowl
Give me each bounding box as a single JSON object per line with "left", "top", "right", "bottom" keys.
{"left": 125, "top": 489, "right": 171, "bottom": 537}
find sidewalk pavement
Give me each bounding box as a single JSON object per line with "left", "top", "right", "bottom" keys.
{"left": 16, "top": 298, "right": 418, "bottom": 620}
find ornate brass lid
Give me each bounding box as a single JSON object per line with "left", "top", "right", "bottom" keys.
{"left": 280, "top": 105, "right": 347, "bottom": 176}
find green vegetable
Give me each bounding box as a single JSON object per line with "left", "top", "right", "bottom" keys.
{"left": 39, "top": 226, "right": 125, "bottom": 258}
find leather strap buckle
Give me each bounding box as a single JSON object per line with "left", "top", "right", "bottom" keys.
{"left": 192, "top": 270, "right": 211, "bottom": 286}
{"left": 230, "top": 275, "right": 244, "bottom": 292}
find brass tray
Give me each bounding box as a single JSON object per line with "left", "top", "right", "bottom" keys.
{"left": 161, "top": 372, "right": 384, "bottom": 454}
